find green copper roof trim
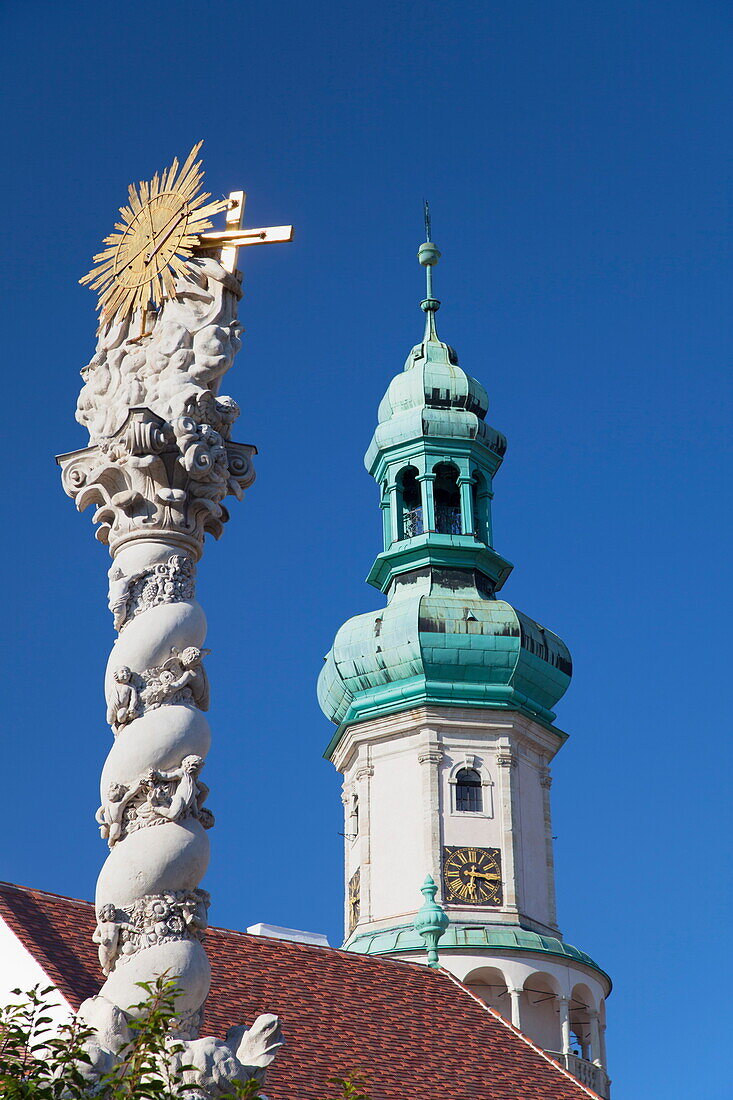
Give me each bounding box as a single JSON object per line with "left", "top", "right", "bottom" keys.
{"left": 343, "top": 922, "right": 611, "bottom": 990}
{"left": 322, "top": 688, "right": 568, "bottom": 760}
{"left": 366, "top": 534, "right": 513, "bottom": 593}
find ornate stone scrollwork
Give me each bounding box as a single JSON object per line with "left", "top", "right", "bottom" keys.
{"left": 58, "top": 407, "right": 256, "bottom": 554}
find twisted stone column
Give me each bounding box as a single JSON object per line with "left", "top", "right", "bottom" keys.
{"left": 57, "top": 257, "right": 281, "bottom": 1092}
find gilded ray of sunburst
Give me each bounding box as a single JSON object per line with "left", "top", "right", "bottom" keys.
{"left": 80, "top": 141, "right": 228, "bottom": 325}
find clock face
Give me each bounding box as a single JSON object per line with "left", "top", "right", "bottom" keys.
{"left": 81, "top": 141, "right": 227, "bottom": 324}
{"left": 348, "top": 868, "right": 360, "bottom": 934}
{"left": 443, "top": 846, "right": 503, "bottom": 906}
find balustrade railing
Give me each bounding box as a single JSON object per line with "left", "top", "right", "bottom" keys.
{"left": 546, "top": 1052, "right": 610, "bottom": 1098}
{"left": 402, "top": 507, "right": 424, "bottom": 538}
{"left": 435, "top": 503, "right": 462, "bottom": 534}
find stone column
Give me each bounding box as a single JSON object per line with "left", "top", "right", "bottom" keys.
{"left": 539, "top": 762, "right": 558, "bottom": 928}
{"left": 508, "top": 986, "right": 523, "bottom": 1031}
{"left": 558, "top": 995, "right": 571, "bottom": 1055}
{"left": 380, "top": 491, "right": 392, "bottom": 548}
{"left": 588, "top": 1010, "right": 602, "bottom": 1066}
{"left": 496, "top": 748, "right": 521, "bottom": 914}
{"left": 418, "top": 472, "right": 436, "bottom": 532}
{"left": 387, "top": 481, "right": 401, "bottom": 543}
{"left": 417, "top": 729, "right": 443, "bottom": 893}
{"left": 599, "top": 1019, "right": 608, "bottom": 1070}
{"left": 353, "top": 750, "right": 374, "bottom": 927}
{"left": 457, "top": 475, "right": 474, "bottom": 535}
{"left": 58, "top": 259, "right": 281, "bottom": 1091}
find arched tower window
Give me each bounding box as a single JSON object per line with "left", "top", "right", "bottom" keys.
{"left": 398, "top": 466, "right": 422, "bottom": 538}
{"left": 455, "top": 768, "right": 483, "bottom": 813}
{"left": 472, "top": 470, "right": 491, "bottom": 545}
{"left": 433, "top": 463, "right": 461, "bottom": 534}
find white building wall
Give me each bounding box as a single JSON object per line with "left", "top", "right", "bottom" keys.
{"left": 333, "top": 706, "right": 611, "bottom": 1078}
{"left": 345, "top": 731, "right": 425, "bottom": 925}
{"left": 0, "top": 916, "right": 71, "bottom": 1027}
{"left": 516, "top": 754, "right": 552, "bottom": 926}
{"left": 336, "top": 707, "right": 564, "bottom": 937}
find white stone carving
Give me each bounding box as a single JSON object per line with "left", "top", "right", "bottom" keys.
{"left": 58, "top": 255, "right": 281, "bottom": 1095}
{"left": 76, "top": 259, "right": 243, "bottom": 444}
{"left": 106, "top": 667, "right": 139, "bottom": 733}
{"left": 96, "top": 756, "right": 213, "bottom": 848}
{"left": 141, "top": 647, "right": 211, "bottom": 711}
{"left": 92, "top": 904, "right": 136, "bottom": 976}
{"left": 108, "top": 554, "right": 197, "bottom": 632}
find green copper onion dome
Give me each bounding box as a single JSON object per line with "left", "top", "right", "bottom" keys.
{"left": 318, "top": 216, "right": 572, "bottom": 752}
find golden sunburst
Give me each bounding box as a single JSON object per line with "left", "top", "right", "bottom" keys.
{"left": 80, "top": 141, "right": 228, "bottom": 325}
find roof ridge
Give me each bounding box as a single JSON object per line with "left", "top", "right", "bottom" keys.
{"left": 0, "top": 880, "right": 92, "bottom": 908}
{"left": 439, "top": 969, "right": 605, "bottom": 1100}
{"left": 0, "top": 883, "right": 458, "bottom": 979}
{"left": 208, "top": 923, "right": 446, "bottom": 975}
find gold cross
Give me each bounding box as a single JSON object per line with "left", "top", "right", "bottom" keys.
{"left": 196, "top": 190, "right": 294, "bottom": 277}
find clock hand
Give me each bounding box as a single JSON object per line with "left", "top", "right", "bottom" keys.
{"left": 470, "top": 871, "right": 500, "bottom": 881}
{"left": 116, "top": 204, "right": 189, "bottom": 272}
{"left": 145, "top": 208, "right": 189, "bottom": 264}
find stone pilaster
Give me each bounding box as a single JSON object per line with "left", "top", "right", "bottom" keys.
{"left": 496, "top": 747, "right": 521, "bottom": 915}
{"left": 539, "top": 760, "right": 558, "bottom": 929}
{"left": 417, "top": 729, "right": 443, "bottom": 895}
{"left": 353, "top": 750, "right": 374, "bottom": 927}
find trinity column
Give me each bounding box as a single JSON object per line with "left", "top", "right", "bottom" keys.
{"left": 57, "top": 144, "right": 292, "bottom": 1093}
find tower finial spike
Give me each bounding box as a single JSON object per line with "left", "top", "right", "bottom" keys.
{"left": 413, "top": 874, "right": 449, "bottom": 969}
{"left": 417, "top": 201, "right": 441, "bottom": 341}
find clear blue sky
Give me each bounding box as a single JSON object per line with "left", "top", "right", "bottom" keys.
{"left": 1, "top": 2, "right": 730, "bottom": 1096}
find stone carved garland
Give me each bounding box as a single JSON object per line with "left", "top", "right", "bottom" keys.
{"left": 109, "top": 554, "right": 197, "bottom": 633}
{"left": 58, "top": 258, "right": 282, "bottom": 1096}
{"left": 105, "top": 645, "right": 210, "bottom": 736}
{"left": 96, "top": 755, "right": 214, "bottom": 848}
{"left": 93, "top": 889, "right": 210, "bottom": 977}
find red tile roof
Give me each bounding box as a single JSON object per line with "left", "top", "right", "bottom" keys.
{"left": 0, "top": 881, "right": 600, "bottom": 1100}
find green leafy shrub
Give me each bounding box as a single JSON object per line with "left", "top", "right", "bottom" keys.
{"left": 0, "top": 983, "right": 370, "bottom": 1100}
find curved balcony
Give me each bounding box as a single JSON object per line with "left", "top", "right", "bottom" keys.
{"left": 547, "top": 1052, "right": 610, "bottom": 1098}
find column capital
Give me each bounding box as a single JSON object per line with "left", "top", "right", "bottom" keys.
{"left": 59, "top": 407, "right": 255, "bottom": 558}
{"left": 496, "top": 751, "right": 516, "bottom": 768}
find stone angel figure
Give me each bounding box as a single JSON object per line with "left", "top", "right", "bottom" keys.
{"left": 146, "top": 755, "right": 211, "bottom": 824}
{"left": 142, "top": 646, "right": 210, "bottom": 711}
{"left": 106, "top": 666, "right": 139, "bottom": 734}
{"left": 92, "top": 904, "right": 136, "bottom": 976}
{"left": 96, "top": 780, "right": 143, "bottom": 846}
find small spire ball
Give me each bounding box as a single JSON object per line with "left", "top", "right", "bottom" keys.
{"left": 418, "top": 241, "right": 441, "bottom": 267}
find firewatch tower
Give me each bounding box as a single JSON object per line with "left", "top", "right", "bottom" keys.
{"left": 317, "top": 211, "right": 612, "bottom": 1096}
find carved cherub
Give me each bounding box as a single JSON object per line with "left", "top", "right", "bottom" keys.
{"left": 106, "top": 666, "right": 139, "bottom": 733}
{"left": 168, "top": 647, "right": 210, "bottom": 710}
{"left": 96, "top": 780, "right": 142, "bottom": 846}
{"left": 149, "top": 755, "right": 207, "bottom": 822}
{"left": 92, "top": 904, "right": 135, "bottom": 976}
